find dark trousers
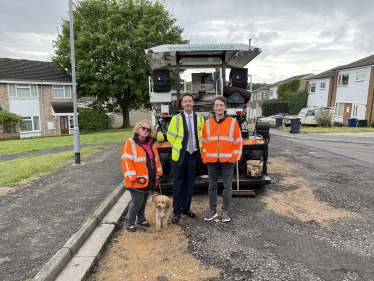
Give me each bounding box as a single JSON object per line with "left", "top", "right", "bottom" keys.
{"left": 172, "top": 152, "right": 197, "bottom": 215}
{"left": 207, "top": 162, "right": 235, "bottom": 211}
{"left": 126, "top": 191, "right": 149, "bottom": 228}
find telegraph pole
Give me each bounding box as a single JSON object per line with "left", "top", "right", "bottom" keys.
{"left": 69, "top": 0, "right": 81, "bottom": 164}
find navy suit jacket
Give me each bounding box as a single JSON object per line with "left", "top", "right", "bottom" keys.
{"left": 172, "top": 112, "right": 202, "bottom": 168}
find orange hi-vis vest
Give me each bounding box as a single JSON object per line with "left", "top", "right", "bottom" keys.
{"left": 202, "top": 115, "right": 243, "bottom": 163}
{"left": 121, "top": 135, "right": 163, "bottom": 189}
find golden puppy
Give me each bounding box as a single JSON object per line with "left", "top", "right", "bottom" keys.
{"left": 149, "top": 193, "right": 172, "bottom": 230}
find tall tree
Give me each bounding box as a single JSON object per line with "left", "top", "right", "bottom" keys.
{"left": 52, "top": 0, "right": 187, "bottom": 127}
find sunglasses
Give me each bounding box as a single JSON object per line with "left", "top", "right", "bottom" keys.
{"left": 141, "top": 126, "right": 151, "bottom": 132}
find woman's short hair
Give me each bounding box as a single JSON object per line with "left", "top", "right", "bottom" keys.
{"left": 213, "top": 96, "right": 227, "bottom": 106}
{"left": 133, "top": 120, "right": 156, "bottom": 139}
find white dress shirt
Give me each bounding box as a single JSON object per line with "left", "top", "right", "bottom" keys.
{"left": 184, "top": 111, "right": 197, "bottom": 152}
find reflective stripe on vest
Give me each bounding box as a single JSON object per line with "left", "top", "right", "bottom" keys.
{"left": 129, "top": 138, "right": 146, "bottom": 162}
{"left": 124, "top": 171, "right": 136, "bottom": 178}
{"left": 233, "top": 137, "right": 243, "bottom": 145}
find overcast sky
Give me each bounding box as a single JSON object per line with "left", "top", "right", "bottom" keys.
{"left": 1, "top": 0, "right": 373, "bottom": 84}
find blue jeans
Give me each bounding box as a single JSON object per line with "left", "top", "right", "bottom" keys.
{"left": 207, "top": 162, "right": 235, "bottom": 212}
{"left": 126, "top": 191, "right": 149, "bottom": 228}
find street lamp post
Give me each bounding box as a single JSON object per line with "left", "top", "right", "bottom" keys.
{"left": 69, "top": 0, "right": 81, "bottom": 164}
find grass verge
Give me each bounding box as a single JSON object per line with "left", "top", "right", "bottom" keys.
{"left": 0, "top": 129, "right": 134, "bottom": 156}
{"left": 0, "top": 146, "right": 105, "bottom": 188}
{"left": 299, "top": 127, "right": 374, "bottom": 134}
{"left": 277, "top": 126, "right": 374, "bottom": 134}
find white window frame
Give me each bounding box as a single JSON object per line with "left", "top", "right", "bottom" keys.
{"left": 270, "top": 90, "right": 273, "bottom": 97}
{"left": 308, "top": 82, "right": 316, "bottom": 93}
{"left": 334, "top": 103, "right": 345, "bottom": 117}
{"left": 320, "top": 82, "right": 325, "bottom": 89}
{"left": 337, "top": 74, "right": 349, "bottom": 86}
{"left": 8, "top": 84, "right": 38, "bottom": 98}
{"left": 356, "top": 72, "right": 365, "bottom": 82}
{"left": 352, "top": 105, "right": 358, "bottom": 117}
{"left": 53, "top": 85, "right": 71, "bottom": 98}
{"left": 20, "top": 116, "right": 41, "bottom": 133}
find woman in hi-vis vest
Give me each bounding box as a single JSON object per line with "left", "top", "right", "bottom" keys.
{"left": 121, "top": 120, "right": 163, "bottom": 232}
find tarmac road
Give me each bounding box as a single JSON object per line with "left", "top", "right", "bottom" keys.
{"left": 281, "top": 138, "right": 374, "bottom": 168}
{"left": 87, "top": 135, "right": 374, "bottom": 280}
{"left": 178, "top": 136, "right": 374, "bottom": 280}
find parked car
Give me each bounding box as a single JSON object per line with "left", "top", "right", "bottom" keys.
{"left": 276, "top": 113, "right": 290, "bottom": 117}
{"left": 258, "top": 115, "right": 289, "bottom": 126}
{"left": 290, "top": 107, "right": 334, "bottom": 126}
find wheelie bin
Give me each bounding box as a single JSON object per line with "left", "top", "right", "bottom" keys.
{"left": 290, "top": 118, "right": 300, "bottom": 134}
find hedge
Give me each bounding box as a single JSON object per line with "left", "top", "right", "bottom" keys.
{"left": 78, "top": 109, "right": 112, "bottom": 133}
{"left": 288, "top": 89, "right": 309, "bottom": 115}
{"left": 261, "top": 99, "right": 289, "bottom": 116}
{"left": 0, "top": 110, "right": 24, "bottom": 132}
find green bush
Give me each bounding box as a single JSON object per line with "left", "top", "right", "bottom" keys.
{"left": 370, "top": 120, "right": 374, "bottom": 128}
{"left": 288, "top": 89, "right": 309, "bottom": 115}
{"left": 315, "top": 107, "right": 334, "bottom": 127}
{"left": 78, "top": 109, "right": 112, "bottom": 133}
{"left": 333, "top": 121, "right": 345, "bottom": 127}
{"left": 261, "top": 99, "right": 288, "bottom": 116}
{"left": 0, "top": 110, "right": 24, "bottom": 133}
{"left": 278, "top": 78, "right": 300, "bottom": 101}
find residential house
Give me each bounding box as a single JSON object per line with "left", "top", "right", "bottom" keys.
{"left": 305, "top": 66, "right": 342, "bottom": 107}
{"left": 330, "top": 54, "right": 374, "bottom": 125}
{"left": 0, "top": 58, "right": 75, "bottom": 138}
{"left": 268, "top": 73, "right": 314, "bottom": 100}
{"left": 249, "top": 86, "right": 268, "bottom": 118}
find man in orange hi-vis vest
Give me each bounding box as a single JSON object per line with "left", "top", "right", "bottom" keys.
{"left": 202, "top": 96, "right": 243, "bottom": 223}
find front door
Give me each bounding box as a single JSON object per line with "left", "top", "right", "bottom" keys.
{"left": 60, "top": 116, "right": 69, "bottom": 135}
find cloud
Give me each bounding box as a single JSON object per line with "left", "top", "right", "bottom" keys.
{"left": 1, "top": 0, "right": 374, "bottom": 83}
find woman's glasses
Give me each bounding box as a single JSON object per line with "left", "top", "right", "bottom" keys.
{"left": 141, "top": 126, "right": 151, "bottom": 132}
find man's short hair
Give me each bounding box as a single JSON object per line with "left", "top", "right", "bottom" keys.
{"left": 181, "top": 92, "right": 194, "bottom": 102}
{"left": 213, "top": 96, "right": 227, "bottom": 106}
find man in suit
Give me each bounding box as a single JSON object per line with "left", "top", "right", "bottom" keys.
{"left": 167, "top": 92, "right": 204, "bottom": 224}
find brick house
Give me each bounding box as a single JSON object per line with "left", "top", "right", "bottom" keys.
{"left": 0, "top": 58, "right": 75, "bottom": 138}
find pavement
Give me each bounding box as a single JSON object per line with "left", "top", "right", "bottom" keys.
{"left": 0, "top": 142, "right": 128, "bottom": 281}
{"left": 1, "top": 129, "right": 374, "bottom": 281}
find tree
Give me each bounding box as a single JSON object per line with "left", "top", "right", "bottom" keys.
{"left": 249, "top": 82, "right": 267, "bottom": 91}
{"left": 52, "top": 0, "right": 188, "bottom": 128}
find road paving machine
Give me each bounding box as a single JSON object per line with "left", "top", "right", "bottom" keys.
{"left": 145, "top": 42, "right": 271, "bottom": 191}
